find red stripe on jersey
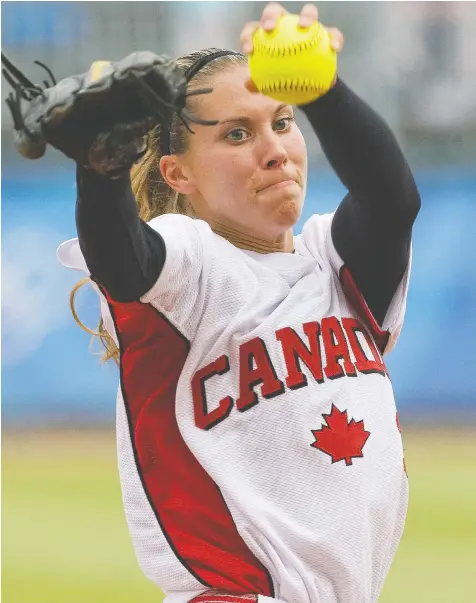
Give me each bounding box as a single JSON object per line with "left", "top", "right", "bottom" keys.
{"left": 189, "top": 592, "right": 258, "bottom": 603}
{"left": 339, "top": 266, "right": 390, "bottom": 355}
{"left": 104, "top": 293, "right": 274, "bottom": 595}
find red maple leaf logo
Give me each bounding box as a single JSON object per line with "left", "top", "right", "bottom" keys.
{"left": 311, "top": 405, "right": 370, "bottom": 466}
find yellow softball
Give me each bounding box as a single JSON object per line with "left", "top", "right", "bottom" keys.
{"left": 248, "top": 13, "right": 337, "bottom": 106}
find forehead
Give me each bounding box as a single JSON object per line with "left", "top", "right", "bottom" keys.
{"left": 193, "top": 64, "right": 286, "bottom": 120}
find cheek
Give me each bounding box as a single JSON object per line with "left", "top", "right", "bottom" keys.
{"left": 287, "top": 129, "right": 307, "bottom": 170}
{"left": 195, "top": 150, "right": 253, "bottom": 200}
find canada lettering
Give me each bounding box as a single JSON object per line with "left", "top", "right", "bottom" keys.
{"left": 192, "top": 316, "right": 386, "bottom": 430}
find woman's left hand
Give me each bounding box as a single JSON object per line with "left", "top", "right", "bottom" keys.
{"left": 239, "top": 2, "right": 344, "bottom": 56}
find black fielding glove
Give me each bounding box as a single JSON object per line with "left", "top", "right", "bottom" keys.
{"left": 1, "top": 50, "right": 218, "bottom": 178}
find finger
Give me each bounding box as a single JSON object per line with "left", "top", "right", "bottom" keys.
{"left": 261, "top": 2, "right": 288, "bottom": 31}
{"left": 298, "top": 4, "right": 318, "bottom": 28}
{"left": 326, "top": 27, "right": 344, "bottom": 52}
{"left": 239, "top": 21, "right": 261, "bottom": 54}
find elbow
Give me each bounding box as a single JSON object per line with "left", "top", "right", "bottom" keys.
{"left": 407, "top": 170, "right": 422, "bottom": 220}
{"left": 387, "top": 169, "right": 421, "bottom": 225}
{"left": 406, "top": 180, "right": 421, "bottom": 222}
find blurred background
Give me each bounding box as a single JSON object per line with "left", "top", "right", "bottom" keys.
{"left": 2, "top": 2, "right": 475, "bottom": 603}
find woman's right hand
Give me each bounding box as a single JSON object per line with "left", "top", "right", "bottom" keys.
{"left": 239, "top": 2, "right": 344, "bottom": 92}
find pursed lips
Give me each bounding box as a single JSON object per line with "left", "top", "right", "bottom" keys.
{"left": 257, "top": 178, "right": 299, "bottom": 193}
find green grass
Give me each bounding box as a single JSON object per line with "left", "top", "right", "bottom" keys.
{"left": 379, "top": 428, "right": 476, "bottom": 603}
{"left": 2, "top": 431, "right": 162, "bottom": 603}
{"left": 2, "top": 428, "right": 476, "bottom": 603}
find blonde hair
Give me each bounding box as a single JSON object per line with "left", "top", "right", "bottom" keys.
{"left": 70, "top": 49, "right": 247, "bottom": 365}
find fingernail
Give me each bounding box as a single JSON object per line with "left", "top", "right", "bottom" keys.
{"left": 263, "top": 19, "right": 274, "bottom": 30}
{"left": 243, "top": 43, "right": 252, "bottom": 54}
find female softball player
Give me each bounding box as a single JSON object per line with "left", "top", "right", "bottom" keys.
{"left": 56, "top": 3, "right": 420, "bottom": 602}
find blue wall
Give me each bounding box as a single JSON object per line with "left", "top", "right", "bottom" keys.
{"left": 2, "top": 167, "right": 475, "bottom": 425}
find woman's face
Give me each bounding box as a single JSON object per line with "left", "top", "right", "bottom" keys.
{"left": 174, "top": 64, "right": 308, "bottom": 241}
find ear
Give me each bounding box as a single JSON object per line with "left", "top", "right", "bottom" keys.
{"left": 160, "top": 155, "right": 197, "bottom": 195}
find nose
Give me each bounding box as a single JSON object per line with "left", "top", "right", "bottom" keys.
{"left": 259, "top": 131, "right": 288, "bottom": 170}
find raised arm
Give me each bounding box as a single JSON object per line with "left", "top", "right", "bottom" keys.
{"left": 0, "top": 51, "right": 209, "bottom": 302}
{"left": 301, "top": 78, "right": 421, "bottom": 324}
{"left": 76, "top": 166, "right": 166, "bottom": 302}
{"left": 239, "top": 2, "right": 421, "bottom": 326}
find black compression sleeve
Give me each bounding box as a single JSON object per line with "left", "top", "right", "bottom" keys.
{"left": 301, "top": 78, "right": 421, "bottom": 324}
{"left": 75, "top": 165, "right": 166, "bottom": 302}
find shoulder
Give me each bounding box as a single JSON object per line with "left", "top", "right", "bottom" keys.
{"left": 295, "top": 212, "right": 343, "bottom": 273}
{"left": 147, "top": 213, "right": 213, "bottom": 239}
{"left": 300, "top": 212, "right": 335, "bottom": 240}
{"left": 147, "top": 214, "right": 250, "bottom": 263}
{"left": 146, "top": 214, "right": 221, "bottom": 266}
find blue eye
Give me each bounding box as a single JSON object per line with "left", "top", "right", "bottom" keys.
{"left": 226, "top": 128, "right": 249, "bottom": 142}
{"left": 224, "top": 116, "right": 294, "bottom": 142}
{"left": 274, "top": 116, "right": 294, "bottom": 131}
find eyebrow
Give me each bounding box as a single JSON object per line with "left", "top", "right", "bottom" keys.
{"left": 218, "top": 104, "right": 291, "bottom": 125}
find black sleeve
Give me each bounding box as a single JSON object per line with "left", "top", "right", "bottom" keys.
{"left": 301, "top": 78, "right": 421, "bottom": 325}
{"left": 75, "top": 165, "right": 166, "bottom": 302}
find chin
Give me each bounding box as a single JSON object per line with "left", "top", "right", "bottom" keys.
{"left": 276, "top": 196, "right": 303, "bottom": 228}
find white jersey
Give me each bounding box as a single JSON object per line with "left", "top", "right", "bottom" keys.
{"left": 58, "top": 212, "right": 411, "bottom": 603}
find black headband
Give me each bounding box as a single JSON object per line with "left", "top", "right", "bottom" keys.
{"left": 159, "top": 49, "right": 242, "bottom": 156}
